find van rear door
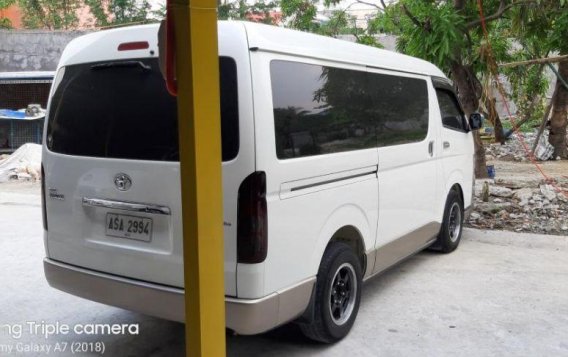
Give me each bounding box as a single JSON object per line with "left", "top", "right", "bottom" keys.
{"left": 43, "top": 53, "right": 246, "bottom": 296}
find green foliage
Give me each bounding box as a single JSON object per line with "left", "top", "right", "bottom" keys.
{"left": 280, "top": 0, "right": 318, "bottom": 31}
{"left": 0, "top": 17, "right": 11, "bottom": 28}
{"left": 317, "top": 10, "right": 351, "bottom": 36}
{"left": 18, "top": 0, "right": 81, "bottom": 29}
{"left": 355, "top": 34, "right": 383, "bottom": 49}
{"left": 85, "top": 0, "right": 151, "bottom": 27}
{"left": 378, "top": 0, "right": 520, "bottom": 74}
{"left": 548, "top": 7, "right": 568, "bottom": 53}
{"left": 280, "top": 0, "right": 383, "bottom": 49}
{"left": 398, "top": 2, "right": 466, "bottom": 69}
{"left": 218, "top": 0, "right": 278, "bottom": 23}
{"left": 504, "top": 62, "right": 548, "bottom": 122}
{"left": 510, "top": 0, "right": 568, "bottom": 55}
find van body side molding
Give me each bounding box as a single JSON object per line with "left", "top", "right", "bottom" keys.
{"left": 291, "top": 170, "right": 377, "bottom": 192}
{"left": 280, "top": 165, "right": 378, "bottom": 199}
{"left": 82, "top": 197, "right": 171, "bottom": 215}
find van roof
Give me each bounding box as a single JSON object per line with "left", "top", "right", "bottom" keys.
{"left": 242, "top": 22, "right": 445, "bottom": 78}
{"left": 58, "top": 21, "right": 446, "bottom": 78}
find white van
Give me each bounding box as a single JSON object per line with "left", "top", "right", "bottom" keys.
{"left": 42, "top": 21, "right": 479, "bottom": 343}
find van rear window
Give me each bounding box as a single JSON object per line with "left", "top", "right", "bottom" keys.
{"left": 47, "top": 57, "right": 239, "bottom": 161}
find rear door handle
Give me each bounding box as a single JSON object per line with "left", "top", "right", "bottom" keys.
{"left": 443, "top": 141, "right": 450, "bottom": 149}
{"left": 82, "top": 197, "right": 171, "bottom": 215}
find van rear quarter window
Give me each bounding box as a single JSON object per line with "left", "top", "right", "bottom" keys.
{"left": 270, "top": 60, "right": 429, "bottom": 159}
{"left": 47, "top": 57, "right": 239, "bottom": 161}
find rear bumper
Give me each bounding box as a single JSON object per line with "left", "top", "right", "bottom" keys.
{"left": 44, "top": 258, "right": 314, "bottom": 335}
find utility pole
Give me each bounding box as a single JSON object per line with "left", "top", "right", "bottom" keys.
{"left": 166, "top": 0, "right": 226, "bottom": 356}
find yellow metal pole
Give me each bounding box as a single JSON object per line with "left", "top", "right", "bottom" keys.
{"left": 170, "top": 0, "right": 226, "bottom": 356}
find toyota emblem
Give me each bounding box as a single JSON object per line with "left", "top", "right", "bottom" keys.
{"left": 114, "top": 173, "right": 132, "bottom": 191}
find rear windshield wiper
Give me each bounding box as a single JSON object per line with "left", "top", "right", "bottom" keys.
{"left": 91, "top": 61, "right": 151, "bottom": 71}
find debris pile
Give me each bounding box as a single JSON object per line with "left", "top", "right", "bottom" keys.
{"left": 466, "top": 178, "right": 568, "bottom": 235}
{"left": 0, "top": 143, "right": 42, "bottom": 182}
{"left": 484, "top": 131, "right": 557, "bottom": 162}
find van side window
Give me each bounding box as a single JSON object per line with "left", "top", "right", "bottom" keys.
{"left": 46, "top": 57, "right": 239, "bottom": 162}
{"left": 270, "top": 61, "right": 375, "bottom": 159}
{"left": 270, "top": 60, "right": 429, "bottom": 159}
{"left": 367, "top": 71, "right": 429, "bottom": 147}
{"left": 436, "top": 89, "right": 467, "bottom": 132}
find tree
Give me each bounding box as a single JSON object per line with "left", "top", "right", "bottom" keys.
{"left": 509, "top": 0, "right": 568, "bottom": 158}
{"left": 218, "top": 0, "right": 278, "bottom": 23}
{"left": 85, "top": 0, "right": 152, "bottom": 27}
{"left": 375, "top": 0, "right": 538, "bottom": 177}
{"left": 280, "top": 0, "right": 383, "bottom": 47}
{"left": 501, "top": 51, "right": 549, "bottom": 133}
{"left": 18, "top": 0, "right": 82, "bottom": 29}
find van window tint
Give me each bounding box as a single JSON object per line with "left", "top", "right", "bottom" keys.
{"left": 47, "top": 57, "right": 239, "bottom": 161}
{"left": 367, "top": 72, "right": 429, "bottom": 146}
{"left": 436, "top": 89, "right": 466, "bottom": 132}
{"left": 270, "top": 60, "right": 428, "bottom": 159}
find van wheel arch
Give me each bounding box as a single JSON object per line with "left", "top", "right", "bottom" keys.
{"left": 327, "top": 225, "right": 366, "bottom": 274}
{"left": 430, "top": 185, "right": 464, "bottom": 253}
{"left": 297, "top": 225, "right": 366, "bottom": 327}
{"left": 451, "top": 183, "right": 464, "bottom": 205}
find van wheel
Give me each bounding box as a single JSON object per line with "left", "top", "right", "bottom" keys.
{"left": 300, "top": 242, "right": 362, "bottom": 343}
{"left": 435, "top": 189, "right": 464, "bottom": 253}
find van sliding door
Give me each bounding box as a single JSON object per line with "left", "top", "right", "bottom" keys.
{"left": 369, "top": 69, "right": 440, "bottom": 272}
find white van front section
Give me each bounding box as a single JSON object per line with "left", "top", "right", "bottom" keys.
{"left": 43, "top": 23, "right": 254, "bottom": 297}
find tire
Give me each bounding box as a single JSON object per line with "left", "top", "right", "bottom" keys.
{"left": 300, "top": 242, "right": 362, "bottom": 343}
{"left": 435, "top": 189, "right": 464, "bottom": 253}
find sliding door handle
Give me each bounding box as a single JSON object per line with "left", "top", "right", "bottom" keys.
{"left": 443, "top": 141, "right": 450, "bottom": 149}
{"left": 428, "top": 141, "right": 434, "bottom": 156}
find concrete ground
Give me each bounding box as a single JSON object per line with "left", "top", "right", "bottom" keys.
{"left": 1, "top": 182, "right": 568, "bottom": 356}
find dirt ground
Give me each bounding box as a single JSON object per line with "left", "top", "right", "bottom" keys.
{"left": 487, "top": 159, "right": 568, "bottom": 183}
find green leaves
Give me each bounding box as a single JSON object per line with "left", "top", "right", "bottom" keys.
{"left": 85, "top": 0, "right": 152, "bottom": 27}
{"left": 16, "top": 0, "right": 155, "bottom": 29}
{"left": 389, "top": 1, "right": 466, "bottom": 69}
{"left": 280, "top": 0, "right": 318, "bottom": 31}
{"left": 218, "top": 0, "right": 278, "bottom": 23}
{"left": 548, "top": 6, "right": 568, "bottom": 53}
{"left": 0, "top": 0, "right": 14, "bottom": 8}
{"left": 18, "top": 0, "right": 82, "bottom": 29}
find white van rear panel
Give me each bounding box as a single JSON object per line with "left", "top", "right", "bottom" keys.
{"left": 43, "top": 22, "right": 255, "bottom": 296}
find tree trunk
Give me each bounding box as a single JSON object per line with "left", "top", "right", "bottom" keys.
{"left": 548, "top": 60, "right": 568, "bottom": 159}
{"left": 482, "top": 95, "right": 506, "bottom": 144}
{"left": 451, "top": 62, "right": 489, "bottom": 178}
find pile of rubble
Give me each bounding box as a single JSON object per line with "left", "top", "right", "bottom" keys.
{"left": 485, "top": 131, "right": 555, "bottom": 162}
{"left": 0, "top": 143, "right": 42, "bottom": 182}
{"left": 466, "top": 178, "right": 568, "bottom": 235}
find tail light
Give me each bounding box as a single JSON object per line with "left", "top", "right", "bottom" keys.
{"left": 41, "top": 164, "right": 48, "bottom": 231}
{"left": 237, "top": 172, "right": 267, "bottom": 264}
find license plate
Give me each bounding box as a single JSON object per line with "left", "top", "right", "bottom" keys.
{"left": 105, "top": 213, "right": 152, "bottom": 242}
